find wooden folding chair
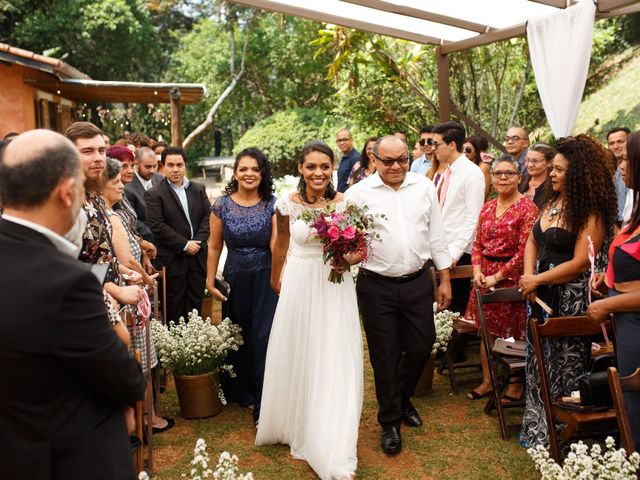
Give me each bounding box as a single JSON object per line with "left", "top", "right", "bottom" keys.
{"left": 529, "top": 315, "right": 617, "bottom": 460}
{"left": 475, "top": 287, "right": 526, "bottom": 440}
{"left": 153, "top": 268, "right": 168, "bottom": 415}
{"left": 608, "top": 366, "right": 640, "bottom": 455}
{"left": 124, "top": 309, "right": 155, "bottom": 476}
{"left": 432, "top": 265, "right": 481, "bottom": 392}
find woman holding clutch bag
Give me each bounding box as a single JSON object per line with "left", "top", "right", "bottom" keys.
{"left": 206, "top": 147, "right": 278, "bottom": 426}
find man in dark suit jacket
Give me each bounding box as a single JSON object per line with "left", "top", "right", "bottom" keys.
{"left": 145, "top": 146, "right": 211, "bottom": 324}
{"left": 0, "top": 130, "right": 146, "bottom": 480}
{"left": 125, "top": 146, "right": 163, "bottom": 242}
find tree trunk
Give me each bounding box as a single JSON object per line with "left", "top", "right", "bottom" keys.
{"left": 182, "top": 17, "right": 251, "bottom": 150}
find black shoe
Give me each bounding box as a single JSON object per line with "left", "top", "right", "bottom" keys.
{"left": 402, "top": 405, "right": 423, "bottom": 427}
{"left": 381, "top": 425, "right": 402, "bottom": 454}
{"left": 151, "top": 417, "right": 175, "bottom": 434}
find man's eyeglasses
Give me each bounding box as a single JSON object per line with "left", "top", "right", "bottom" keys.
{"left": 491, "top": 170, "right": 518, "bottom": 178}
{"left": 373, "top": 153, "right": 409, "bottom": 167}
{"left": 419, "top": 138, "right": 432, "bottom": 147}
{"left": 504, "top": 136, "right": 525, "bottom": 143}
{"left": 336, "top": 138, "right": 352, "bottom": 143}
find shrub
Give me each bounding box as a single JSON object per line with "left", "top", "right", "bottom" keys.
{"left": 234, "top": 108, "right": 340, "bottom": 177}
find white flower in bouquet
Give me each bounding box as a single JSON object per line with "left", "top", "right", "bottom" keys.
{"left": 431, "top": 302, "right": 457, "bottom": 356}
{"left": 528, "top": 436, "right": 640, "bottom": 479}
{"left": 151, "top": 310, "right": 244, "bottom": 403}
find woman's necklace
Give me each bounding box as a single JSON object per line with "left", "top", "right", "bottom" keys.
{"left": 548, "top": 200, "right": 563, "bottom": 221}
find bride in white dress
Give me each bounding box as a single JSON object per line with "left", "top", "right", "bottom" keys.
{"left": 255, "top": 141, "right": 364, "bottom": 480}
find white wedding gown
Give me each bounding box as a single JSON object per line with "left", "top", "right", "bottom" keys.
{"left": 256, "top": 196, "right": 363, "bottom": 480}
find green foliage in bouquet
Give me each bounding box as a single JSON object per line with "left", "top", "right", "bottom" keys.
{"left": 151, "top": 310, "right": 243, "bottom": 377}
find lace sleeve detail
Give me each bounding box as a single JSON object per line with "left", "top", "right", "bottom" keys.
{"left": 211, "top": 195, "right": 224, "bottom": 218}
{"left": 274, "top": 196, "right": 290, "bottom": 216}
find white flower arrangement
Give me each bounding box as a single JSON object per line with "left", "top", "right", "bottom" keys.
{"left": 432, "top": 302, "right": 457, "bottom": 356}
{"left": 151, "top": 310, "right": 243, "bottom": 379}
{"left": 138, "top": 438, "right": 253, "bottom": 480}
{"left": 273, "top": 174, "right": 298, "bottom": 199}
{"left": 528, "top": 437, "right": 640, "bottom": 479}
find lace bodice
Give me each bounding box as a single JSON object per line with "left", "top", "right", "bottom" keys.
{"left": 275, "top": 196, "right": 345, "bottom": 258}
{"left": 212, "top": 195, "right": 276, "bottom": 274}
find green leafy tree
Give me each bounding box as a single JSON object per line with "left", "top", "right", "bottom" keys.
{"left": 234, "top": 108, "right": 340, "bottom": 177}
{"left": 9, "top": 0, "right": 163, "bottom": 81}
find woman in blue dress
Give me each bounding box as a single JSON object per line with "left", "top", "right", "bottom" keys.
{"left": 206, "top": 147, "right": 278, "bottom": 425}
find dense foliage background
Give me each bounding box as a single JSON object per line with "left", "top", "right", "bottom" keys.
{"left": 1, "top": 0, "right": 638, "bottom": 164}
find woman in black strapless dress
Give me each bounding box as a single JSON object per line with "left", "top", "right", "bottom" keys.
{"left": 518, "top": 135, "right": 617, "bottom": 448}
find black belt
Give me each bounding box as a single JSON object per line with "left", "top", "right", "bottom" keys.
{"left": 483, "top": 255, "right": 513, "bottom": 263}
{"left": 359, "top": 266, "right": 426, "bottom": 283}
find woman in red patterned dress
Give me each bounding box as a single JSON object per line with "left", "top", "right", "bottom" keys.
{"left": 465, "top": 154, "right": 538, "bottom": 400}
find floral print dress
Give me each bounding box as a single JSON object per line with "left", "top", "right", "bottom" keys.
{"left": 465, "top": 196, "right": 538, "bottom": 339}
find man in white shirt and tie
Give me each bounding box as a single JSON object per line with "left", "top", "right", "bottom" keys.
{"left": 345, "top": 135, "right": 452, "bottom": 455}
{"left": 431, "top": 121, "right": 485, "bottom": 315}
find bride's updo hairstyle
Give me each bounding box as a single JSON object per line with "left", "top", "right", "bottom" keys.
{"left": 297, "top": 140, "right": 338, "bottom": 204}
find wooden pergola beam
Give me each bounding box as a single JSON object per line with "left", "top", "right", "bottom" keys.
{"left": 528, "top": 0, "right": 576, "bottom": 8}
{"left": 597, "top": 0, "right": 639, "bottom": 12}
{"left": 342, "top": 0, "right": 491, "bottom": 34}
{"left": 440, "top": 24, "right": 526, "bottom": 54}
{"left": 436, "top": 46, "right": 451, "bottom": 123}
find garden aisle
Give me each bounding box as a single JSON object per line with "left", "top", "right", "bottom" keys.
{"left": 153, "top": 305, "right": 537, "bottom": 480}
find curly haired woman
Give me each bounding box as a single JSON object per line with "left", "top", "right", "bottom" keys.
{"left": 518, "top": 134, "right": 617, "bottom": 448}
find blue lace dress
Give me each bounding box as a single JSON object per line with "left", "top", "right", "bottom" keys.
{"left": 211, "top": 195, "right": 278, "bottom": 421}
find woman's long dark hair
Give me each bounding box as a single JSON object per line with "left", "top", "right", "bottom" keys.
{"left": 539, "top": 134, "right": 616, "bottom": 236}
{"left": 297, "top": 140, "right": 337, "bottom": 204}
{"left": 464, "top": 135, "right": 487, "bottom": 164}
{"left": 350, "top": 137, "right": 377, "bottom": 182}
{"left": 626, "top": 131, "right": 640, "bottom": 232}
{"left": 225, "top": 147, "right": 274, "bottom": 199}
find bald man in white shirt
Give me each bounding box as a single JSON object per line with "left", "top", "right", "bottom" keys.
{"left": 345, "top": 135, "right": 452, "bottom": 455}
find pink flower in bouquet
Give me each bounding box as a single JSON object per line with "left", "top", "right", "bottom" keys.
{"left": 342, "top": 225, "right": 356, "bottom": 240}
{"left": 327, "top": 225, "right": 341, "bottom": 240}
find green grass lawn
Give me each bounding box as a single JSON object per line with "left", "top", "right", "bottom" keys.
{"left": 151, "top": 345, "right": 538, "bottom": 479}
{"left": 575, "top": 45, "right": 640, "bottom": 139}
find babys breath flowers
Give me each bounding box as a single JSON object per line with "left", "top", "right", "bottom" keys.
{"left": 152, "top": 310, "right": 243, "bottom": 382}
{"left": 528, "top": 436, "right": 640, "bottom": 479}
{"left": 432, "top": 302, "right": 457, "bottom": 356}
{"left": 138, "top": 439, "right": 253, "bottom": 480}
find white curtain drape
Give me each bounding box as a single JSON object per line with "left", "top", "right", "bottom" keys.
{"left": 526, "top": 0, "right": 596, "bottom": 138}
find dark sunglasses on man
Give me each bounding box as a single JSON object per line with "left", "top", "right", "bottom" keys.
{"left": 373, "top": 153, "right": 410, "bottom": 167}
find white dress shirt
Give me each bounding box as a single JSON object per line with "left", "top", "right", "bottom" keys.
{"left": 135, "top": 171, "right": 153, "bottom": 191}
{"left": 440, "top": 154, "right": 485, "bottom": 262}
{"left": 344, "top": 171, "right": 451, "bottom": 276}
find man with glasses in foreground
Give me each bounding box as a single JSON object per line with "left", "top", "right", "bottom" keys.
{"left": 505, "top": 126, "right": 530, "bottom": 172}
{"left": 409, "top": 124, "right": 435, "bottom": 175}
{"left": 345, "top": 135, "right": 452, "bottom": 455}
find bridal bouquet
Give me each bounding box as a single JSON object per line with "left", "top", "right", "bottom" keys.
{"left": 299, "top": 203, "right": 381, "bottom": 283}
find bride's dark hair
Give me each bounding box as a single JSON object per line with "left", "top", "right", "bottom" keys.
{"left": 297, "top": 140, "right": 337, "bottom": 204}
